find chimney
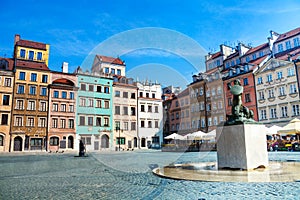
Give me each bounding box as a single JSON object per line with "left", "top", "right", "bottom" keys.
{"left": 62, "top": 62, "right": 69, "bottom": 73}
{"left": 14, "top": 34, "right": 20, "bottom": 45}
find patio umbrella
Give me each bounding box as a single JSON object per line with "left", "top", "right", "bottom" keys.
{"left": 278, "top": 118, "right": 300, "bottom": 135}
{"left": 266, "top": 125, "right": 283, "bottom": 136}
{"left": 203, "top": 129, "right": 216, "bottom": 140}
{"left": 164, "top": 133, "right": 185, "bottom": 140}
{"left": 189, "top": 130, "right": 206, "bottom": 140}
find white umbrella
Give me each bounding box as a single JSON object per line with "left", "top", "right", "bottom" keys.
{"left": 203, "top": 129, "right": 216, "bottom": 140}
{"left": 278, "top": 118, "right": 300, "bottom": 135}
{"left": 164, "top": 133, "right": 185, "bottom": 140}
{"left": 189, "top": 130, "right": 206, "bottom": 140}
{"left": 266, "top": 125, "right": 282, "bottom": 136}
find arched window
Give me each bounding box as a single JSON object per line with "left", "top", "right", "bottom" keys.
{"left": 50, "top": 137, "right": 59, "bottom": 146}
{"left": 0, "top": 135, "right": 4, "bottom": 146}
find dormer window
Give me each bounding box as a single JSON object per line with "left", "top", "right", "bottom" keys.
{"left": 252, "top": 54, "right": 256, "bottom": 60}
{"left": 244, "top": 65, "right": 249, "bottom": 72}
{"left": 278, "top": 44, "right": 283, "bottom": 53}
{"left": 246, "top": 56, "right": 250, "bottom": 62}
{"left": 229, "top": 70, "right": 233, "bottom": 76}
{"left": 259, "top": 51, "right": 264, "bottom": 57}
{"left": 285, "top": 41, "right": 291, "bottom": 50}
{"left": 236, "top": 68, "right": 240, "bottom": 74}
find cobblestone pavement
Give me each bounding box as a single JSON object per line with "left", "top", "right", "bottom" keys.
{"left": 0, "top": 150, "right": 299, "bottom": 200}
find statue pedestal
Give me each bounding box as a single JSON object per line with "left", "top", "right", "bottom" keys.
{"left": 216, "top": 124, "right": 268, "bottom": 170}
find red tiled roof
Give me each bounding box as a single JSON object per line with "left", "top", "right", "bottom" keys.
{"left": 206, "top": 67, "right": 219, "bottom": 74}
{"left": 275, "top": 48, "right": 300, "bottom": 61}
{"left": 177, "top": 88, "right": 189, "bottom": 97}
{"left": 207, "top": 51, "right": 222, "bottom": 61}
{"left": 16, "top": 39, "right": 47, "bottom": 50}
{"left": 275, "top": 27, "right": 300, "bottom": 43}
{"left": 243, "top": 43, "right": 269, "bottom": 56}
{"left": 249, "top": 55, "right": 268, "bottom": 69}
{"left": 16, "top": 60, "right": 49, "bottom": 71}
{"left": 0, "top": 57, "right": 14, "bottom": 71}
{"left": 96, "top": 55, "right": 125, "bottom": 65}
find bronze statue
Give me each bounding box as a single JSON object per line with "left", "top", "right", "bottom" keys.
{"left": 225, "top": 79, "right": 255, "bottom": 125}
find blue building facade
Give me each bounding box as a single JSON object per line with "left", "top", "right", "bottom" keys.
{"left": 75, "top": 69, "right": 114, "bottom": 151}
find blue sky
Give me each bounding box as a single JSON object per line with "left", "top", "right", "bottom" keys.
{"left": 1, "top": 0, "right": 300, "bottom": 89}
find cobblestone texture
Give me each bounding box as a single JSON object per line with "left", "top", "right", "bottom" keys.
{"left": 0, "top": 151, "right": 299, "bottom": 199}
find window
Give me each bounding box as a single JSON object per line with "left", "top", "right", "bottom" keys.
{"left": 52, "top": 118, "right": 58, "bottom": 128}
{"left": 267, "top": 74, "right": 272, "bottom": 82}
{"left": 279, "top": 86, "right": 285, "bottom": 96}
{"left": 116, "top": 137, "right": 125, "bottom": 145}
{"left": 53, "top": 91, "right": 59, "bottom": 98}
{"left": 50, "top": 137, "right": 59, "bottom": 146}
{"left": 211, "top": 89, "right": 216, "bottom": 96}
{"left": 80, "top": 98, "right": 86, "bottom": 107}
{"left": 213, "top": 117, "right": 218, "bottom": 125}
{"left": 148, "top": 121, "right": 152, "bottom": 128}
{"left": 40, "top": 87, "right": 47, "bottom": 96}
{"left": 2, "top": 95, "right": 10, "bottom": 105}
{"left": 27, "top": 101, "right": 36, "bottom": 110}
{"left": 281, "top": 106, "right": 288, "bottom": 117}
{"left": 88, "top": 98, "right": 93, "bottom": 107}
{"left": 31, "top": 73, "right": 37, "bottom": 82}
{"left": 258, "top": 91, "right": 264, "bottom": 100}
{"left": 131, "top": 107, "right": 136, "bottom": 116}
{"left": 218, "top": 101, "right": 223, "bottom": 109}
{"left": 155, "top": 121, "right": 159, "bottom": 128}
{"left": 123, "top": 106, "right": 128, "bottom": 115}
{"left": 259, "top": 51, "right": 264, "bottom": 57}
{"left": 104, "top": 118, "right": 109, "bottom": 126}
{"left": 146, "top": 93, "right": 149, "bottom": 98}
{"left": 69, "top": 105, "right": 74, "bottom": 112}
{"left": 285, "top": 41, "right": 291, "bottom": 50}
{"left": 40, "top": 101, "right": 47, "bottom": 111}
{"left": 201, "top": 119, "right": 206, "bottom": 128}
{"left": 278, "top": 44, "right": 283, "bottom": 52}
{"left": 208, "top": 118, "right": 212, "bottom": 126}
{"left": 131, "top": 93, "right": 136, "bottom": 99}
{"left": 287, "top": 68, "right": 295, "bottom": 76}
{"left": 60, "top": 119, "right": 66, "bottom": 128}
{"left": 245, "top": 56, "right": 250, "bottom": 62}
{"left": 148, "top": 105, "right": 152, "bottom": 112}
{"left": 42, "top": 75, "right": 48, "bottom": 83}
{"left": 1, "top": 114, "right": 8, "bottom": 125}
{"left": 79, "top": 116, "right": 85, "bottom": 126}
{"left": 123, "top": 92, "right": 128, "bottom": 98}
{"left": 88, "top": 117, "right": 93, "bottom": 126}
{"left": 294, "top": 37, "right": 300, "bottom": 47}
{"left": 292, "top": 105, "right": 300, "bottom": 116}
{"left": 20, "top": 49, "right": 26, "bottom": 58}
{"left": 89, "top": 85, "right": 94, "bottom": 92}
{"left": 81, "top": 136, "right": 91, "bottom": 145}
{"left": 37, "top": 52, "right": 42, "bottom": 60}
{"left": 4, "top": 78, "right": 11, "bottom": 87}
{"left": 62, "top": 91, "right": 67, "bottom": 99}
{"left": 176, "top": 112, "right": 179, "bottom": 119}
{"left": 53, "top": 103, "right": 58, "bottom": 111}
{"left": 228, "top": 98, "right": 232, "bottom": 106}
{"left": 139, "top": 92, "right": 143, "bottom": 97}
{"left": 115, "top": 91, "right": 120, "bottom": 97}
{"left": 244, "top": 93, "right": 251, "bottom": 103}
{"left": 19, "top": 72, "right": 25, "bottom": 80}
{"left": 123, "top": 122, "right": 128, "bottom": 131}
{"left": 104, "top": 101, "right": 109, "bottom": 108}
{"left": 81, "top": 84, "right": 86, "bottom": 91}
{"left": 104, "top": 68, "right": 109, "bottom": 73}
{"left": 38, "top": 118, "right": 47, "bottom": 127}
{"left": 29, "top": 86, "right": 36, "bottom": 95}
{"left": 155, "top": 106, "right": 159, "bottom": 113}
{"left": 28, "top": 51, "right": 34, "bottom": 60}
{"left": 141, "top": 105, "right": 145, "bottom": 112}
{"left": 268, "top": 89, "right": 274, "bottom": 98}
{"left": 277, "top": 71, "right": 283, "bottom": 79}
{"left": 70, "top": 92, "right": 74, "bottom": 99}
{"left": 131, "top": 122, "right": 136, "bottom": 130}
{"left": 252, "top": 54, "right": 257, "bottom": 60}
{"left": 141, "top": 120, "right": 145, "bottom": 128}
{"left": 27, "top": 117, "right": 34, "bottom": 127}
{"left": 96, "top": 100, "right": 101, "bottom": 108}
{"left": 260, "top": 110, "right": 267, "bottom": 120}
{"left": 104, "top": 87, "right": 109, "bottom": 93}
{"left": 290, "top": 84, "right": 297, "bottom": 94}
{"left": 0, "top": 135, "right": 3, "bottom": 146}
{"left": 16, "top": 100, "right": 24, "bottom": 110}
{"left": 15, "top": 117, "right": 23, "bottom": 126}
{"left": 96, "top": 117, "right": 101, "bottom": 126}
{"left": 61, "top": 104, "right": 66, "bottom": 112}
{"left": 117, "top": 69, "right": 121, "bottom": 75}
{"left": 270, "top": 108, "right": 277, "bottom": 119}
{"left": 111, "top": 68, "right": 115, "bottom": 74}
{"left": 115, "top": 106, "right": 120, "bottom": 115}
{"left": 152, "top": 93, "right": 156, "bottom": 98}
{"left": 257, "top": 77, "right": 263, "bottom": 85}
{"left": 243, "top": 78, "right": 248, "bottom": 86}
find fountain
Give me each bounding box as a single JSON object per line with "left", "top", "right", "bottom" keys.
{"left": 153, "top": 79, "right": 300, "bottom": 182}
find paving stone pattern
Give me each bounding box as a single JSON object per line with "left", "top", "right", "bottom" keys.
{"left": 0, "top": 151, "right": 299, "bottom": 199}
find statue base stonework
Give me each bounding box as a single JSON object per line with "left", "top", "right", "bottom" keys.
{"left": 216, "top": 124, "right": 268, "bottom": 170}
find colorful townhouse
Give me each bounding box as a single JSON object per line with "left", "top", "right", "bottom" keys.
{"left": 10, "top": 35, "right": 50, "bottom": 151}
{"left": 113, "top": 76, "right": 138, "bottom": 150}
{"left": 136, "top": 80, "right": 163, "bottom": 148}
{"left": 48, "top": 62, "right": 78, "bottom": 152}
{"left": 176, "top": 88, "right": 190, "bottom": 135}
{"left": 75, "top": 67, "right": 114, "bottom": 151}
{"left": 0, "top": 58, "right": 14, "bottom": 152}
{"left": 254, "top": 58, "right": 300, "bottom": 126}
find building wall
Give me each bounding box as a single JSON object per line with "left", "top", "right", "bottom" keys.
{"left": 76, "top": 73, "right": 113, "bottom": 151}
